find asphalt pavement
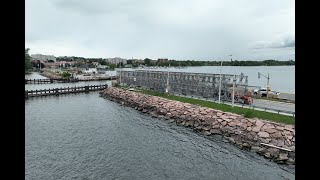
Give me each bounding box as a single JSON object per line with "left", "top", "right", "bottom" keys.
{"left": 251, "top": 98, "right": 295, "bottom": 113}
{"left": 172, "top": 93, "right": 295, "bottom": 116}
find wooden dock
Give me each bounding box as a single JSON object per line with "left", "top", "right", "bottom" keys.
{"left": 25, "top": 77, "right": 116, "bottom": 84}
{"left": 25, "top": 79, "right": 72, "bottom": 84}
{"left": 25, "top": 84, "right": 108, "bottom": 98}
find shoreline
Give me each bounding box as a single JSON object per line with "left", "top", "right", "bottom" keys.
{"left": 100, "top": 87, "right": 295, "bottom": 166}
{"left": 39, "top": 69, "right": 62, "bottom": 79}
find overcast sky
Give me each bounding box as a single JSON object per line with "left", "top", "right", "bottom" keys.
{"left": 25, "top": 0, "right": 295, "bottom": 60}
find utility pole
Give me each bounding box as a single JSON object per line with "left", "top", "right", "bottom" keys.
{"left": 166, "top": 64, "right": 170, "bottom": 93}
{"left": 267, "top": 73, "right": 270, "bottom": 98}
{"left": 258, "top": 72, "right": 270, "bottom": 98}
{"left": 218, "top": 61, "right": 222, "bottom": 103}
{"left": 218, "top": 54, "right": 232, "bottom": 103}
{"left": 119, "top": 61, "right": 122, "bottom": 85}
{"left": 232, "top": 74, "right": 236, "bottom": 107}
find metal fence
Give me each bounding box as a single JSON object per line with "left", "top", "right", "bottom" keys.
{"left": 118, "top": 70, "right": 252, "bottom": 102}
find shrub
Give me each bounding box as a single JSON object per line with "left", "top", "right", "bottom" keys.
{"left": 62, "top": 72, "right": 71, "bottom": 79}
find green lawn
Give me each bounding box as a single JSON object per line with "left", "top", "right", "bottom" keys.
{"left": 120, "top": 86, "right": 295, "bottom": 125}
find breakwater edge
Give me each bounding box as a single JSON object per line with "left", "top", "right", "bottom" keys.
{"left": 100, "top": 87, "right": 295, "bottom": 165}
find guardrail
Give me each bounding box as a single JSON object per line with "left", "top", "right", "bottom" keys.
{"left": 119, "top": 86, "right": 295, "bottom": 117}
{"left": 174, "top": 93, "right": 295, "bottom": 117}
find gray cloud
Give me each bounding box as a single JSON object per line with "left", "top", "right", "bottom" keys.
{"left": 254, "top": 35, "right": 295, "bottom": 49}
{"left": 50, "top": 0, "right": 109, "bottom": 15}
{"left": 50, "top": 0, "right": 142, "bottom": 15}
{"left": 26, "top": 0, "right": 295, "bottom": 60}
{"left": 272, "top": 37, "right": 295, "bottom": 48}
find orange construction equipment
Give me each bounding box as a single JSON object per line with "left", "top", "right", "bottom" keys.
{"left": 240, "top": 96, "right": 253, "bottom": 105}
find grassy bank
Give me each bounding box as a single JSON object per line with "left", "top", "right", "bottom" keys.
{"left": 119, "top": 86, "right": 294, "bottom": 125}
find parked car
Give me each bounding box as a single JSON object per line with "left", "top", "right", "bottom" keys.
{"left": 254, "top": 88, "right": 280, "bottom": 98}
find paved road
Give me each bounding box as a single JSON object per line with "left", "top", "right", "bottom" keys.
{"left": 172, "top": 93, "right": 295, "bottom": 116}
{"left": 251, "top": 98, "right": 295, "bottom": 113}
{"left": 279, "top": 93, "right": 295, "bottom": 101}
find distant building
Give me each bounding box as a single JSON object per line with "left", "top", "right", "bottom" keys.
{"left": 42, "top": 61, "right": 75, "bottom": 68}
{"left": 92, "top": 62, "right": 101, "bottom": 67}
{"left": 124, "top": 64, "right": 132, "bottom": 68}
{"left": 106, "top": 57, "right": 127, "bottom": 65}
{"left": 91, "top": 62, "right": 109, "bottom": 69}
{"left": 97, "top": 65, "right": 109, "bottom": 69}
{"left": 97, "top": 69, "right": 111, "bottom": 76}
{"left": 150, "top": 60, "right": 157, "bottom": 64}
{"left": 31, "top": 54, "right": 56, "bottom": 62}
{"left": 42, "top": 62, "right": 55, "bottom": 68}
{"left": 57, "top": 61, "right": 75, "bottom": 68}
{"left": 79, "top": 64, "right": 97, "bottom": 74}
{"left": 83, "top": 68, "right": 98, "bottom": 74}
{"left": 79, "top": 64, "right": 95, "bottom": 69}
{"left": 134, "top": 59, "right": 144, "bottom": 64}
{"left": 157, "top": 58, "right": 168, "bottom": 64}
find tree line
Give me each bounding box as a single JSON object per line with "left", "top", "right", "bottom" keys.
{"left": 56, "top": 56, "right": 108, "bottom": 65}
{"left": 25, "top": 48, "right": 295, "bottom": 73}
{"left": 56, "top": 56, "right": 295, "bottom": 67}
{"left": 127, "top": 59, "right": 295, "bottom": 67}
{"left": 25, "top": 48, "right": 32, "bottom": 73}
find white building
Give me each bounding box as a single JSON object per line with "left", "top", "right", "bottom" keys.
{"left": 83, "top": 68, "right": 98, "bottom": 74}
{"left": 98, "top": 65, "right": 109, "bottom": 69}
{"left": 31, "top": 54, "right": 56, "bottom": 62}
{"left": 106, "top": 57, "right": 127, "bottom": 65}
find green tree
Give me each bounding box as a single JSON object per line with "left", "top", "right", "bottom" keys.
{"left": 127, "top": 60, "right": 133, "bottom": 64}
{"left": 109, "top": 64, "right": 117, "bottom": 70}
{"left": 144, "top": 58, "right": 152, "bottom": 66}
{"left": 25, "top": 48, "right": 32, "bottom": 73}
{"left": 116, "top": 62, "right": 124, "bottom": 68}
{"left": 99, "top": 60, "right": 107, "bottom": 65}
{"left": 62, "top": 72, "right": 71, "bottom": 79}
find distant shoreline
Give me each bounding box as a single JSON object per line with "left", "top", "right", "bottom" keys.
{"left": 133, "top": 65, "right": 295, "bottom": 67}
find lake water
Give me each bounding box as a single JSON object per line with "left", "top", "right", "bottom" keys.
{"left": 25, "top": 72, "right": 112, "bottom": 91}
{"left": 25, "top": 73, "right": 295, "bottom": 180}
{"left": 26, "top": 66, "right": 295, "bottom": 93}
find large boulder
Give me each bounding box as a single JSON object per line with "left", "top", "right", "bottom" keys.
{"left": 265, "top": 128, "right": 278, "bottom": 134}
{"left": 209, "top": 129, "right": 222, "bottom": 135}
{"left": 270, "top": 132, "right": 282, "bottom": 139}
{"left": 257, "top": 131, "right": 270, "bottom": 138}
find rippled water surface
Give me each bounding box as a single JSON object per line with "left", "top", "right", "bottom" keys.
{"left": 26, "top": 89, "right": 294, "bottom": 179}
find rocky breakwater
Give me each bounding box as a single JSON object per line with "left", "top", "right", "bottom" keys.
{"left": 100, "top": 87, "right": 295, "bottom": 165}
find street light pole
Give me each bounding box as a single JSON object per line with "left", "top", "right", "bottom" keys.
{"left": 218, "top": 54, "right": 232, "bottom": 104}
{"left": 266, "top": 73, "right": 270, "bottom": 98}
{"left": 258, "top": 72, "right": 270, "bottom": 98}
{"left": 119, "top": 61, "right": 122, "bottom": 85}
{"left": 218, "top": 61, "right": 223, "bottom": 103}
{"left": 166, "top": 64, "right": 170, "bottom": 93}
{"left": 232, "top": 74, "right": 236, "bottom": 107}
